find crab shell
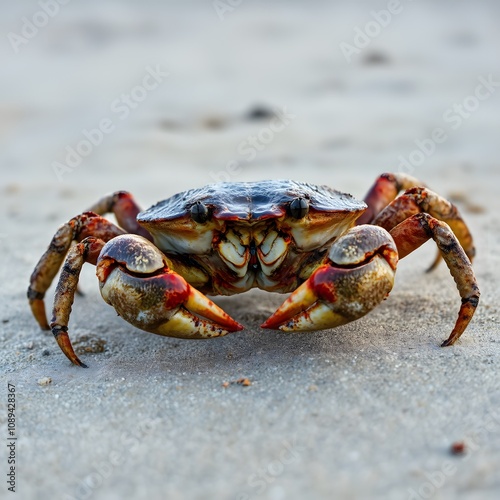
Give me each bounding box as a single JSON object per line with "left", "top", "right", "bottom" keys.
{"left": 136, "top": 180, "right": 367, "bottom": 295}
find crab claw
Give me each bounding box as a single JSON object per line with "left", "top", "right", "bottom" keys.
{"left": 262, "top": 226, "right": 398, "bottom": 332}
{"left": 49, "top": 234, "right": 243, "bottom": 368}
{"left": 98, "top": 266, "right": 243, "bottom": 340}
{"left": 97, "top": 235, "right": 243, "bottom": 340}
{"left": 153, "top": 282, "right": 245, "bottom": 338}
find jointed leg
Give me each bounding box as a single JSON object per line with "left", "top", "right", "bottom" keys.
{"left": 51, "top": 237, "right": 105, "bottom": 367}
{"left": 52, "top": 234, "right": 242, "bottom": 367}
{"left": 372, "top": 187, "right": 475, "bottom": 263}
{"left": 358, "top": 173, "right": 475, "bottom": 271}
{"left": 29, "top": 191, "right": 150, "bottom": 329}
{"left": 87, "top": 191, "right": 152, "bottom": 240}
{"left": 28, "top": 213, "right": 125, "bottom": 329}
{"left": 357, "top": 173, "right": 426, "bottom": 225}
{"left": 389, "top": 213, "right": 479, "bottom": 346}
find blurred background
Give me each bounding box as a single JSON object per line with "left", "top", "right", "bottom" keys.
{"left": 1, "top": 2, "right": 500, "bottom": 499}
{"left": 2, "top": 0, "right": 499, "bottom": 200}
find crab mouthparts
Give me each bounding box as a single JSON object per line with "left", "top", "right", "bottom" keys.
{"left": 249, "top": 242, "right": 259, "bottom": 270}
{"left": 217, "top": 226, "right": 288, "bottom": 279}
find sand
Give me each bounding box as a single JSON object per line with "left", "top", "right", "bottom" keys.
{"left": 1, "top": 1, "right": 499, "bottom": 499}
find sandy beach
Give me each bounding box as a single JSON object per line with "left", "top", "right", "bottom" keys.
{"left": 1, "top": 1, "right": 500, "bottom": 499}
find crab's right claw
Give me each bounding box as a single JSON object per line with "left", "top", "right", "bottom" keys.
{"left": 262, "top": 226, "right": 398, "bottom": 332}
{"left": 261, "top": 259, "right": 396, "bottom": 331}
{"left": 97, "top": 235, "right": 243, "bottom": 340}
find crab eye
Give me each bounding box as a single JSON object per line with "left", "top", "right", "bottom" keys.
{"left": 289, "top": 197, "right": 309, "bottom": 219}
{"left": 191, "top": 201, "right": 209, "bottom": 223}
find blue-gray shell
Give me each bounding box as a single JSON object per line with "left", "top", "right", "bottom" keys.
{"left": 138, "top": 180, "right": 366, "bottom": 222}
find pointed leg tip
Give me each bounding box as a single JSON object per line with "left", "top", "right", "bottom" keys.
{"left": 68, "top": 355, "right": 89, "bottom": 367}
{"left": 52, "top": 326, "right": 88, "bottom": 367}
{"left": 29, "top": 298, "right": 50, "bottom": 330}
{"left": 63, "top": 350, "right": 88, "bottom": 368}
{"left": 67, "top": 352, "right": 88, "bottom": 368}
{"left": 441, "top": 337, "right": 455, "bottom": 347}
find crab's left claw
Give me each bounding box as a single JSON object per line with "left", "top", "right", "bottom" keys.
{"left": 262, "top": 226, "right": 398, "bottom": 332}
{"left": 97, "top": 235, "right": 243, "bottom": 340}
{"left": 51, "top": 234, "right": 243, "bottom": 367}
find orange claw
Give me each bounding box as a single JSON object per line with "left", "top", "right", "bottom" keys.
{"left": 263, "top": 225, "right": 398, "bottom": 333}
{"left": 47, "top": 233, "right": 244, "bottom": 368}
{"left": 185, "top": 287, "right": 244, "bottom": 332}
{"left": 97, "top": 235, "right": 244, "bottom": 341}
{"left": 262, "top": 255, "right": 396, "bottom": 332}
{"left": 99, "top": 264, "right": 243, "bottom": 340}
{"left": 261, "top": 275, "right": 319, "bottom": 330}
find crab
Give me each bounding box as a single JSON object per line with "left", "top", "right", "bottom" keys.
{"left": 28, "top": 174, "right": 479, "bottom": 367}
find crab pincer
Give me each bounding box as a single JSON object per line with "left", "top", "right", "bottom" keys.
{"left": 52, "top": 234, "right": 242, "bottom": 367}
{"left": 262, "top": 226, "right": 399, "bottom": 332}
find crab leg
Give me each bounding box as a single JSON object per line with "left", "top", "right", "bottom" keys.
{"left": 29, "top": 191, "right": 151, "bottom": 330}
{"left": 262, "top": 226, "right": 398, "bottom": 332}
{"left": 389, "top": 213, "right": 479, "bottom": 346}
{"left": 357, "top": 172, "right": 426, "bottom": 225}
{"left": 28, "top": 213, "right": 126, "bottom": 330}
{"left": 50, "top": 237, "right": 105, "bottom": 367}
{"left": 357, "top": 173, "right": 475, "bottom": 271}
{"left": 372, "top": 186, "right": 475, "bottom": 265}
{"left": 86, "top": 190, "right": 152, "bottom": 241}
